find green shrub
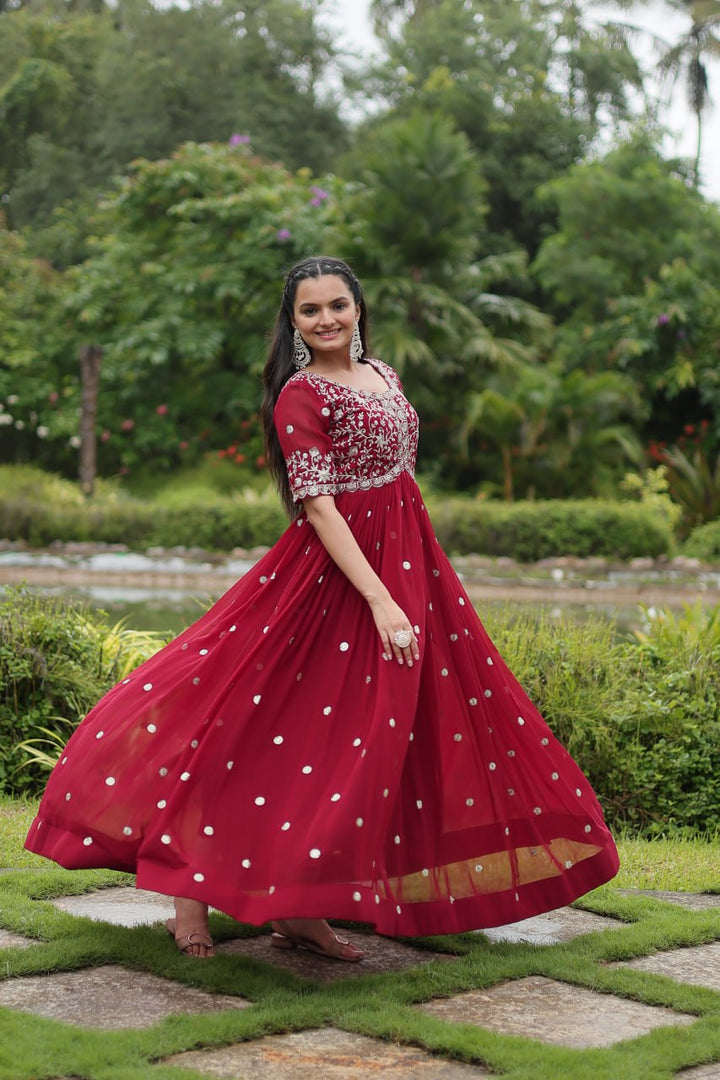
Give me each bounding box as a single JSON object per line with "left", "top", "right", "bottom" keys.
{"left": 427, "top": 498, "right": 672, "bottom": 560}
{"left": 683, "top": 520, "right": 720, "bottom": 563}
{"left": 487, "top": 603, "right": 720, "bottom": 837}
{"left": 0, "top": 588, "right": 167, "bottom": 796}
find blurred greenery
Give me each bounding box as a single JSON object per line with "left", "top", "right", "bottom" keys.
{"left": 0, "top": 0, "right": 718, "bottom": 524}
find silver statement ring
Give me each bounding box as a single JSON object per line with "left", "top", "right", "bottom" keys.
{"left": 393, "top": 629, "right": 413, "bottom": 649}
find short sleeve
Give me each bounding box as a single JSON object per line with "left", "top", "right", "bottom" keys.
{"left": 274, "top": 378, "right": 337, "bottom": 501}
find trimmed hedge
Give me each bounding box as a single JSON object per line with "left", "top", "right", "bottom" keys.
{"left": 426, "top": 497, "right": 673, "bottom": 560}
{"left": 684, "top": 520, "right": 720, "bottom": 562}
{"left": 1, "top": 491, "right": 672, "bottom": 560}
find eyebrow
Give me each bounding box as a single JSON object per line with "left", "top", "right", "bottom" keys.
{"left": 297, "top": 295, "right": 352, "bottom": 306}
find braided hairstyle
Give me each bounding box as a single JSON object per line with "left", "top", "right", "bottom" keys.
{"left": 261, "top": 256, "right": 369, "bottom": 517}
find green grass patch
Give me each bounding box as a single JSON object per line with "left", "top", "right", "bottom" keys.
{"left": 2, "top": 798, "right": 720, "bottom": 1078}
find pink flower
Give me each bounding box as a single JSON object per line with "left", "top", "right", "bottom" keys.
{"left": 155, "top": 403, "right": 168, "bottom": 416}
{"left": 48, "top": 391, "right": 59, "bottom": 405}
{"left": 121, "top": 419, "right": 134, "bottom": 431}
{"left": 311, "top": 186, "right": 329, "bottom": 201}
{"left": 276, "top": 228, "right": 292, "bottom": 241}
{"left": 100, "top": 430, "right": 111, "bottom": 443}
{"left": 229, "top": 134, "right": 250, "bottom": 146}
{"left": 656, "top": 313, "right": 670, "bottom": 326}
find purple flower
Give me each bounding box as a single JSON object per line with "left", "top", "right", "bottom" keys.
{"left": 310, "top": 197, "right": 323, "bottom": 207}
{"left": 229, "top": 134, "right": 251, "bottom": 146}
{"left": 656, "top": 313, "right": 670, "bottom": 326}
{"left": 276, "top": 228, "right": 292, "bottom": 241}
{"left": 310, "top": 185, "right": 329, "bottom": 202}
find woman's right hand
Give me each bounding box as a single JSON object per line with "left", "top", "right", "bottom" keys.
{"left": 368, "top": 596, "right": 420, "bottom": 667}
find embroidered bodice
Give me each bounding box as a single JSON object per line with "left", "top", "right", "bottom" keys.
{"left": 274, "top": 359, "right": 418, "bottom": 501}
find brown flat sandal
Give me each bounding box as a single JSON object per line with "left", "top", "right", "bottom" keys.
{"left": 165, "top": 918, "right": 214, "bottom": 957}
{"left": 270, "top": 920, "right": 364, "bottom": 962}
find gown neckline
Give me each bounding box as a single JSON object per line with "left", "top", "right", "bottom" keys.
{"left": 296, "top": 358, "right": 395, "bottom": 398}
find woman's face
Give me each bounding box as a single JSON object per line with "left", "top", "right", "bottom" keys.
{"left": 292, "top": 275, "right": 360, "bottom": 362}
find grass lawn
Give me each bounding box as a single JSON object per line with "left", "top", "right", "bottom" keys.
{"left": 1, "top": 796, "right": 720, "bottom": 1080}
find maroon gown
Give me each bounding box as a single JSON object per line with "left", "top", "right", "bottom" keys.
{"left": 26, "top": 358, "right": 619, "bottom": 936}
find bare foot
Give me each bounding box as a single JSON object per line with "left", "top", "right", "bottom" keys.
{"left": 167, "top": 897, "right": 214, "bottom": 958}
{"left": 271, "top": 918, "right": 364, "bottom": 961}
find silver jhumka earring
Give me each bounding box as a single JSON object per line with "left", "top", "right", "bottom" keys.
{"left": 293, "top": 329, "right": 311, "bottom": 369}
{"left": 350, "top": 321, "right": 363, "bottom": 362}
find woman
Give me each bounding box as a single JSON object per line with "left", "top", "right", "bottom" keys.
{"left": 26, "top": 256, "right": 619, "bottom": 962}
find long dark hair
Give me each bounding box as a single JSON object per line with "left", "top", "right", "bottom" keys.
{"left": 261, "top": 256, "right": 369, "bottom": 517}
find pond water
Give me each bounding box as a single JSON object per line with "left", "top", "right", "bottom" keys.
{"left": 1, "top": 546, "right": 717, "bottom": 640}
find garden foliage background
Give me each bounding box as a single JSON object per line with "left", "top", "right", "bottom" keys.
{"left": 1, "top": 0, "right": 719, "bottom": 526}
{"left": 2, "top": 0, "right": 720, "bottom": 834}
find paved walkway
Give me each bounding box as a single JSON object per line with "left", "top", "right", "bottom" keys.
{"left": 1, "top": 882, "right": 720, "bottom": 1078}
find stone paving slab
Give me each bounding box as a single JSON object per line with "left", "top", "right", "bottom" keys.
{"left": 52, "top": 886, "right": 175, "bottom": 927}
{"left": 677, "top": 1065, "right": 720, "bottom": 1078}
{"left": 166, "top": 1026, "right": 491, "bottom": 1078}
{"left": 612, "top": 942, "right": 720, "bottom": 992}
{"left": 618, "top": 890, "right": 720, "bottom": 912}
{"left": 217, "top": 931, "right": 453, "bottom": 983}
{"left": 0, "top": 928, "right": 35, "bottom": 949}
{"left": 0, "top": 964, "right": 248, "bottom": 1029}
{"left": 417, "top": 975, "right": 696, "bottom": 1049}
{"left": 480, "top": 906, "right": 621, "bottom": 945}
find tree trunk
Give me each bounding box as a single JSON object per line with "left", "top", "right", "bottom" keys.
{"left": 78, "top": 345, "right": 102, "bottom": 497}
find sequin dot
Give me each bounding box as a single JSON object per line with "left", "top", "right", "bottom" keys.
{"left": 356, "top": 817, "right": 364, "bottom": 827}
{"left": 161, "top": 834, "right": 171, "bottom": 845}
{"left": 193, "top": 873, "right": 204, "bottom": 883}
{"left": 517, "top": 716, "right": 525, "bottom": 726}
{"left": 394, "top": 835, "right": 401, "bottom": 844}
{"left": 576, "top": 788, "right": 583, "bottom": 796}
{"left": 489, "top": 762, "right": 496, "bottom": 771}
{"left": 416, "top": 799, "right": 423, "bottom": 809}
{"left": 459, "top": 598, "right": 466, "bottom": 606}
{"left": 389, "top": 717, "right": 396, "bottom": 728}
{"left": 143, "top": 683, "right": 153, "bottom": 692}
{"left": 226, "top": 760, "right": 234, "bottom": 770}
{"left": 585, "top": 824, "right": 592, "bottom": 833}
{"left": 339, "top": 641, "right": 349, "bottom": 652}
{"left": 441, "top": 667, "right": 448, "bottom": 677}
{"left": 383, "top": 788, "right": 389, "bottom": 798}
{"left": 83, "top": 837, "right": 93, "bottom": 846}
{"left": 273, "top": 736, "right": 284, "bottom": 745}
{"left": 157, "top": 800, "right": 167, "bottom": 809}
{"left": 199, "top": 648, "right": 208, "bottom": 656}
{"left": 65, "top": 792, "right": 71, "bottom": 801}
{"left": 475, "top": 864, "right": 483, "bottom": 873}
{"left": 309, "top": 848, "right": 321, "bottom": 859}
{"left": 203, "top": 826, "right": 214, "bottom": 835}
{"left": 454, "top": 733, "right": 462, "bottom": 742}
{"left": 353, "top": 891, "right": 362, "bottom": 901}
{"left": 96, "top": 730, "right": 104, "bottom": 740}
{"left": 541, "top": 738, "right": 550, "bottom": 746}
{"left": 396, "top": 905, "right": 402, "bottom": 914}
{"left": 302, "top": 765, "right": 312, "bottom": 775}
{"left": 253, "top": 695, "right": 262, "bottom": 704}
{"left": 123, "top": 826, "right": 132, "bottom": 836}
{"left": 323, "top": 706, "right": 332, "bottom": 715}
{"left": 229, "top": 624, "right": 237, "bottom": 632}
{"left": 551, "top": 772, "right": 559, "bottom": 781}
{"left": 352, "top": 738, "right": 361, "bottom": 747}
{"left": 422, "top": 869, "right": 429, "bottom": 877}
{"left": 469, "top": 697, "right": 478, "bottom": 706}
{"left": 534, "top": 807, "right": 542, "bottom": 815}
{"left": 330, "top": 793, "right": 341, "bottom": 802}
{"left": 286, "top": 424, "right": 294, "bottom": 433}
{"left": 242, "top": 859, "right": 252, "bottom": 868}
{"left": 402, "top": 561, "right": 411, "bottom": 570}
{"left": 192, "top": 677, "right": 200, "bottom": 685}
{"left": 105, "top": 776, "right": 116, "bottom": 786}
{"left": 484, "top": 689, "right": 492, "bottom": 698}
{"left": 147, "top": 723, "right": 157, "bottom": 734}
{"left": 180, "top": 772, "right": 190, "bottom": 782}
